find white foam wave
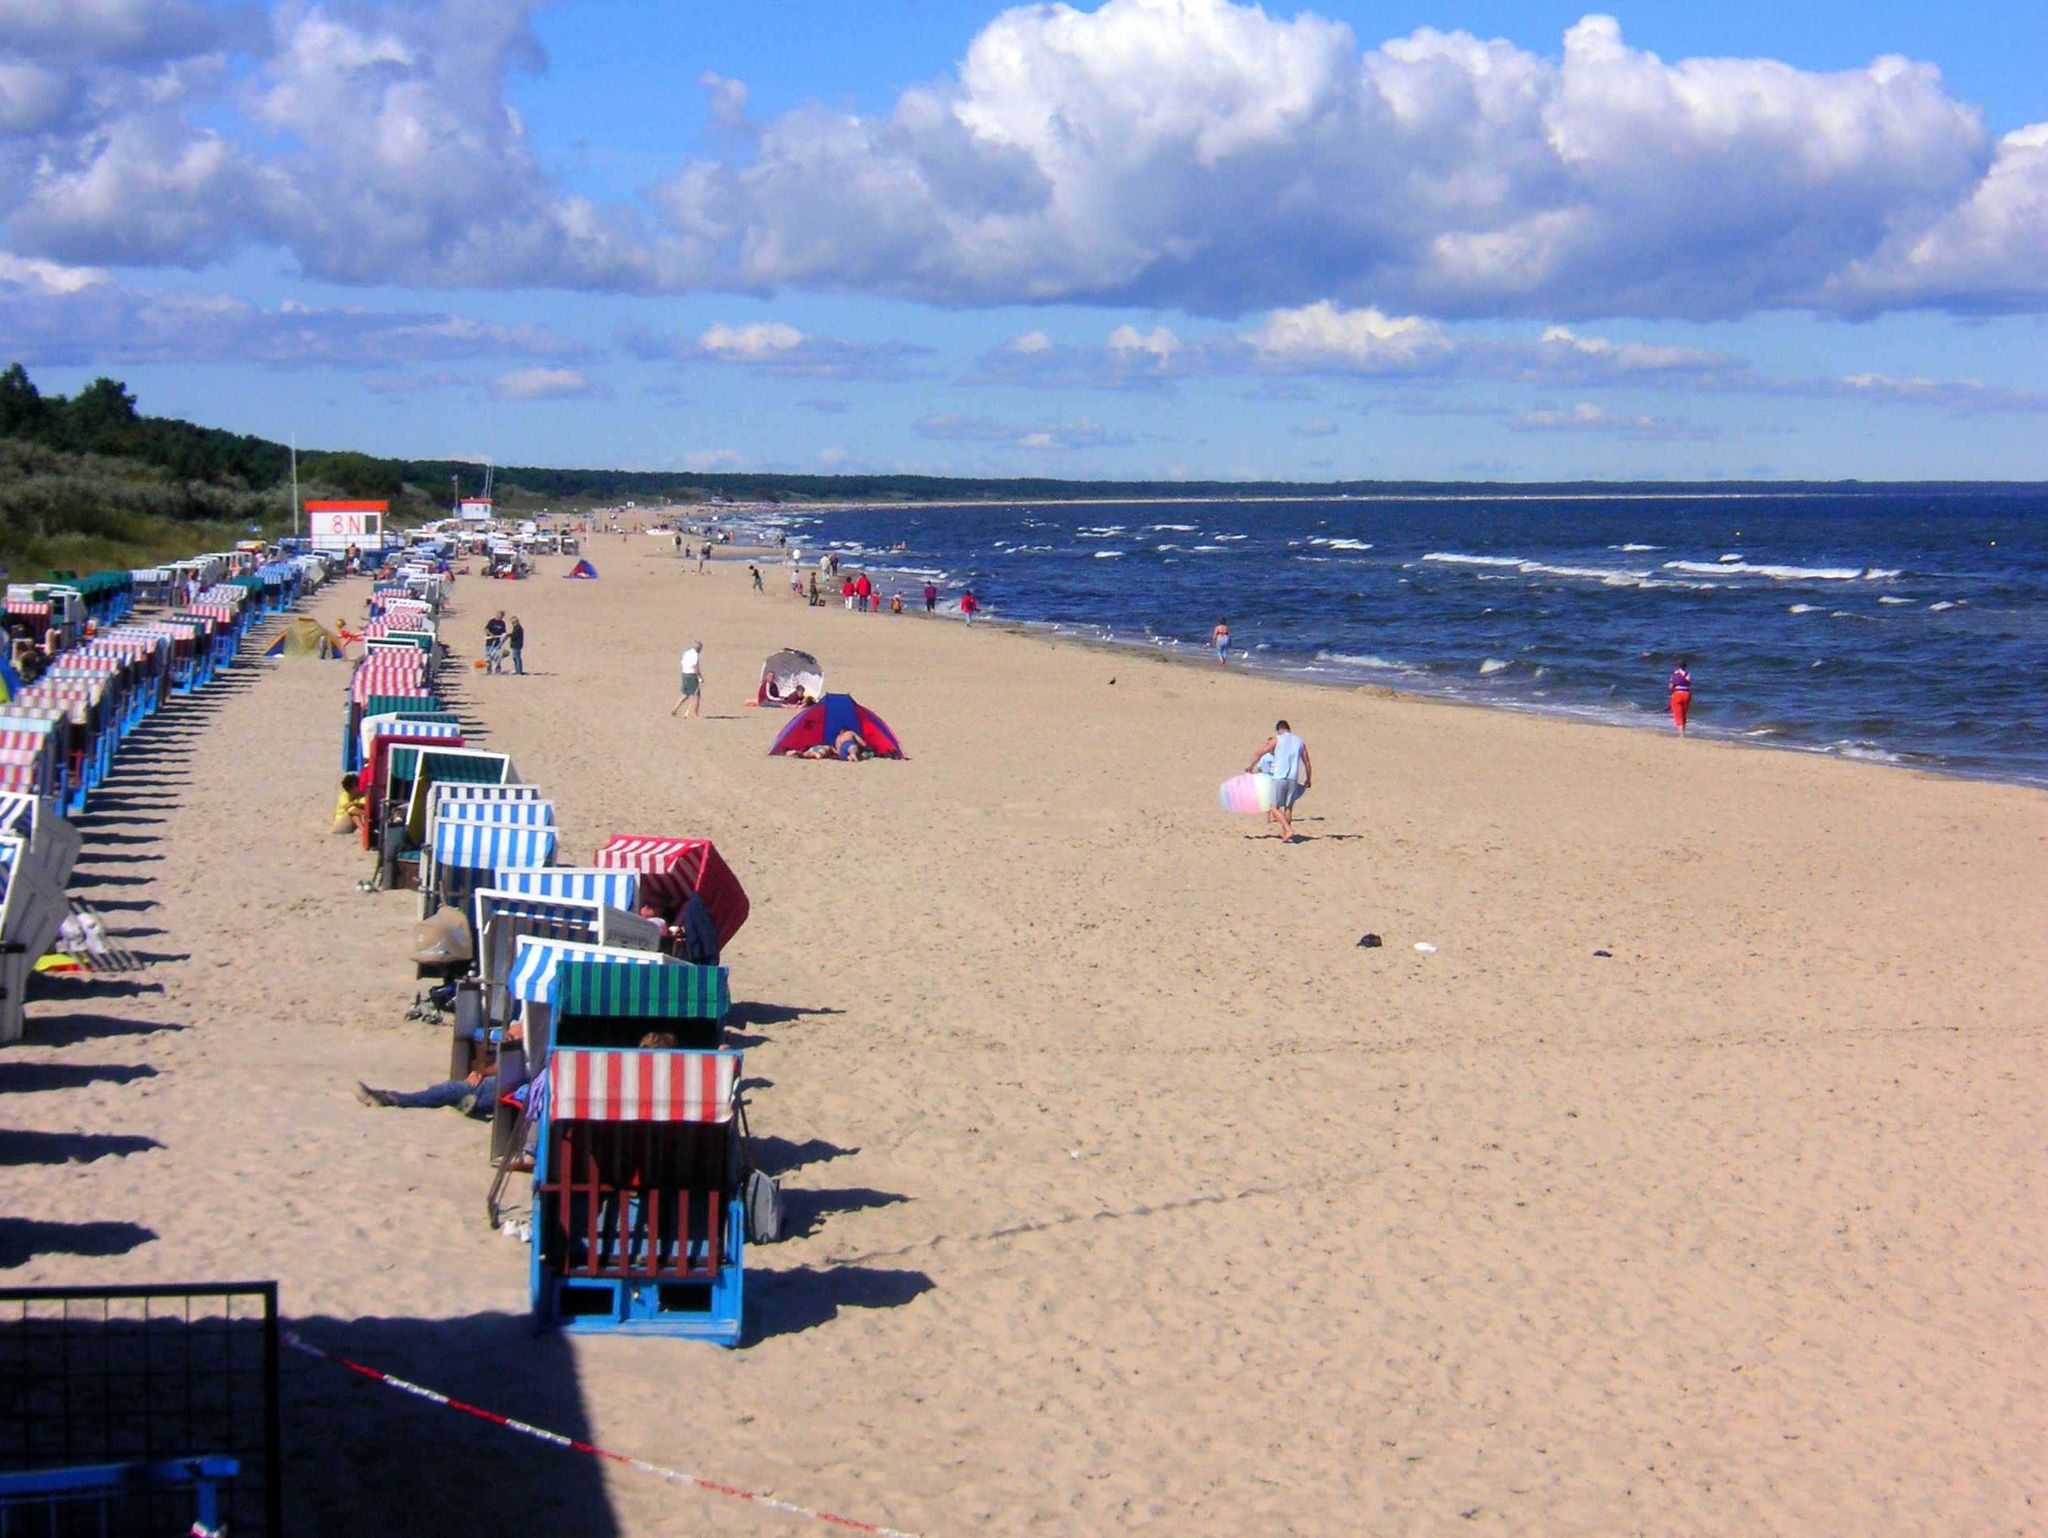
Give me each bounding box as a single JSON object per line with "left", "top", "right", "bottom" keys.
{"left": 1423, "top": 552, "right": 1522, "bottom": 568}
{"left": 1877, "top": 596, "right": 1912, "bottom": 605}
{"left": 1093, "top": 550, "right": 1125, "bottom": 559}
{"left": 1788, "top": 603, "right": 1821, "bottom": 614}
{"left": 1314, "top": 650, "right": 1403, "bottom": 671}
{"left": 1147, "top": 523, "right": 1197, "bottom": 531}
{"left": 1929, "top": 600, "right": 1959, "bottom": 611}
{"left": 1610, "top": 543, "right": 1664, "bottom": 552}
{"left": 1309, "top": 537, "right": 1375, "bottom": 551}
{"left": 1423, "top": 550, "right": 1709, "bottom": 590}
{"left": 1664, "top": 560, "right": 1895, "bottom": 581}
{"left": 1479, "top": 658, "right": 1511, "bottom": 676}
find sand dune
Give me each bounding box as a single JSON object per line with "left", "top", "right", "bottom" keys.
{"left": 3, "top": 536, "right": 2042, "bottom": 1536}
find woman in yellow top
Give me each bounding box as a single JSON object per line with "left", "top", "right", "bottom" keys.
{"left": 331, "top": 772, "right": 369, "bottom": 836}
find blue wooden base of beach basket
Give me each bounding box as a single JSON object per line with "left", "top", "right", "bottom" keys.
{"left": 527, "top": 1048, "right": 749, "bottom": 1346}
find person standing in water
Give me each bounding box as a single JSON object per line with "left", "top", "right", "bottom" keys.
{"left": 1211, "top": 619, "right": 1231, "bottom": 665}
{"left": 1668, "top": 659, "right": 1693, "bottom": 735}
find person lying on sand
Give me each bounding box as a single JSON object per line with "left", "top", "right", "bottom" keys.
{"left": 357, "top": 1024, "right": 527, "bottom": 1115}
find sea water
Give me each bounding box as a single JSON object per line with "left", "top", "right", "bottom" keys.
{"left": 760, "top": 490, "right": 2047, "bottom": 786}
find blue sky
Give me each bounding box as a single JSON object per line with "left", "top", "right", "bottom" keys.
{"left": 3, "top": 0, "right": 2045, "bottom": 480}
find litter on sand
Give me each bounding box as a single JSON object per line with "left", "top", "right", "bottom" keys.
{"left": 1414, "top": 941, "right": 1437, "bottom": 954}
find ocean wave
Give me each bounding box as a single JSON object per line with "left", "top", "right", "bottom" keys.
{"left": 1610, "top": 543, "right": 1664, "bottom": 552}
{"left": 1093, "top": 550, "right": 1125, "bottom": 559}
{"left": 1929, "top": 600, "right": 1960, "bottom": 611}
{"left": 1147, "top": 523, "right": 1197, "bottom": 531}
{"left": 1479, "top": 658, "right": 1511, "bottom": 675}
{"left": 1665, "top": 559, "right": 1897, "bottom": 581}
{"left": 1313, "top": 650, "right": 1404, "bottom": 670}
{"left": 1788, "top": 603, "right": 1821, "bottom": 613}
{"left": 1423, "top": 550, "right": 1711, "bottom": 590}
{"left": 1310, "top": 537, "right": 1375, "bottom": 551}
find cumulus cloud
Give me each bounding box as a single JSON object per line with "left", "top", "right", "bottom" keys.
{"left": 1241, "top": 302, "right": 1451, "bottom": 372}
{"left": 0, "top": 0, "right": 2043, "bottom": 321}
{"left": 652, "top": 3, "right": 2040, "bottom": 318}
{"left": 0, "top": 260, "right": 592, "bottom": 366}
{"left": 972, "top": 322, "right": 1207, "bottom": 388}
{"left": 620, "top": 319, "right": 928, "bottom": 379}
{"left": 490, "top": 366, "right": 602, "bottom": 401}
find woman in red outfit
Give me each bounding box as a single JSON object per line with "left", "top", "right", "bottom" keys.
{"left": 1668, "top": 659, "right": 1693, "bottom": 735}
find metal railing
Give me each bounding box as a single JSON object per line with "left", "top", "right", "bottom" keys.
{"left": 0, "top": 1283, "right": 280, "bottom": 1535}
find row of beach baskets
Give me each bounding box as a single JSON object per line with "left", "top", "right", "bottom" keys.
{"left": 346, "top": 568, "right": 773, "bottom": 1344}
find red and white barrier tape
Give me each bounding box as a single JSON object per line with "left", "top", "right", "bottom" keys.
{"left": 284, "top": 1331, "right": 926, "bottom": 1537}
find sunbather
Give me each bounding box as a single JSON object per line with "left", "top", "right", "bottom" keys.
{"left": 356, "top": 1023, "right": 527, "bottom": 1114}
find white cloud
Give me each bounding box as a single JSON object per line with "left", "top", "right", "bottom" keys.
{"left": 652, "top": 4, "right": 2030, "bottom": 318}
{"left": 1241, "top": 302, "right": 1450, "bottom": 371}
{"left": 621, "top": 319, "right": 928, "bottom": 379}
{"left": 915, "top": 412, "right": 1130, "bottom": 451}
{"left": 698, "top": 320, "right": 805, "bottom": 359}
{"left": 1832, "top": 372, "right": 2048, "bottom": 412}
{"left": 0, "top": 0, "right": 2041, "bottom": 321}
{"left": 489, "top": 366, "right": 600, "bottom": 401}
{"left": 1106, "top": 325, "right": 1181, "bottom": 365}
{"left": 1511, "top": 401, "right": 1705, "bottom": 438}
{"left": 0, "top": 250, "right": 106, "bottom": 294}
{"left": 1533, "top": 326, "right": 1728, "bottom": 376}
{"left": 0, "top": 262, "right": 592, "bottom": 367}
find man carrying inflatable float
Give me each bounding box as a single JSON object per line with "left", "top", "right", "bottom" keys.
{"left": 1218, "top": 719, "right": 1313, "bottom": 842}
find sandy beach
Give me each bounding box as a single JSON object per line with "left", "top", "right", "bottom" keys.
{"left": 3, "top": 532, "right": 2043, "bottom": 1536}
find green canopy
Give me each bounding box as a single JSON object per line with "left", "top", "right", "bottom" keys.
{"left": 555, "top": 957, "right": 729, "bottom": 1022}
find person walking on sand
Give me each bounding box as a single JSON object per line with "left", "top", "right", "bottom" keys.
{"left": 923, "top": 581, "right": 938, "bottom": 614}
{"left": 1212, "top": 619, "right": 1231, "bottom": 665}
{"left": 508, "top": 615, "right": 525, "bottom": 676}
{"left": 1668, "top": 659, "right": 1693, "bottom": 736}
{"left": 1247, "top": 719, "right": 1312, "bottom": 842}
{"left": 671, "top": 641, "right": 704, "bottom": 718}
{"left": 750, "top": 563, "right": 763, "bottom": 593}
{"left": 960, "top": 589, "right": 979, "bottom": 624}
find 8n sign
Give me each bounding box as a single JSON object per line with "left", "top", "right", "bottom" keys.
{"left": 306, "top": 500, "right": 386, "bottom": 551}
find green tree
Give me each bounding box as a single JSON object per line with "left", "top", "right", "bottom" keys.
{"left": 0, "top": 363, "right": 46, "bottom": 437}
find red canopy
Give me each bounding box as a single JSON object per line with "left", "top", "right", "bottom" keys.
{"left": 592, "top": 835, "right": 749, "bottom": 946}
